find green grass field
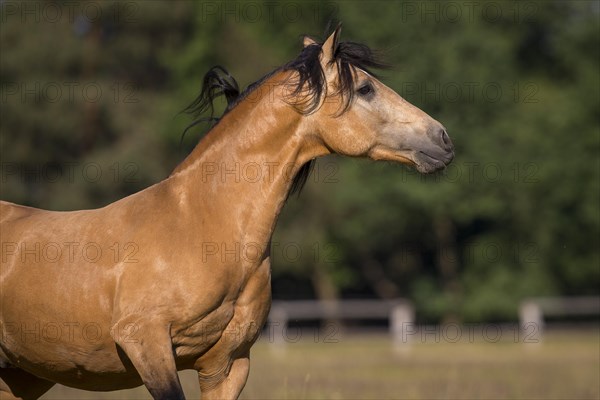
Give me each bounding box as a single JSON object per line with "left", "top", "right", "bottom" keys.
{"left": 42, "top": 329, "right": 599, "bottom": 400}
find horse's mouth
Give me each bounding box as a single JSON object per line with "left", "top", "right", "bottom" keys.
{"left": 368, "top": 146, "right": 454, "bottom": 174}
{"left": 414, "top": 150, "right": 454, "bottom": 174}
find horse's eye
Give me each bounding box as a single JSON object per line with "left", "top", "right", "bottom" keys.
{"left": 357, "top": 83, "right": 374, "bottom": 97}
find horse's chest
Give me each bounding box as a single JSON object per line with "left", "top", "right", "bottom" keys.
{"left": 173, "top": 258, "right": 271, "bottom": 361}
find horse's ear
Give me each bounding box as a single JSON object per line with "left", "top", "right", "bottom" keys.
{"left": 303, "top": 36, "right": 317, "bottom": 48}
{"left": 320, "top": 23, "right": 342, "bottom": 66}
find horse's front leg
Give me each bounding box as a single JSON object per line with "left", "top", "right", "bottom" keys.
{"left": 196, "top": 257, "right": 272, "bottom": 399}
{"left": 198, "top": 353, "right": 250, "bottom": 400}
{"left": 110, "top": 317, "right": 184, "bottom": 400}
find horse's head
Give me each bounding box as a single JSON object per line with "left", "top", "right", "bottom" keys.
{"left": 295, "top": 26, "right": 454, "bottom": 174}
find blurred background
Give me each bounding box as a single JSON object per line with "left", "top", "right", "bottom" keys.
{"left": 1, "top": 1, "right": 599, "bottom": 399}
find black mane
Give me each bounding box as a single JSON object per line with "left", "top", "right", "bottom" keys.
{"left": 183, "top": 37, "right": 386, "bottom": 196}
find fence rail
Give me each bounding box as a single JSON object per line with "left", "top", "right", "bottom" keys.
{"left": 519, "top": 296, "right": 600, "bottom": 342}
{"left": 268, "top": 299, "right": 414, "bottom": 349}
{"left": 264, "top": 296, "right": 599, "bottom": 349}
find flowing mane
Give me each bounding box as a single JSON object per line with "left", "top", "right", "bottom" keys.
{"left": 182, "top": 38, "right": 387, "bottom": 195}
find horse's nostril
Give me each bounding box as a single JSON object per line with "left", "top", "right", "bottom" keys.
{"left": 441, "top": 129, "right": 449, "bottom": 145}
{"left": 439, "top": 128, "right": 453, "bottom": 151}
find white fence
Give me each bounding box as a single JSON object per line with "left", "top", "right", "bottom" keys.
{"left": 519, "top": 296, "right": 600, "bottom": 342}
{"left": 265, "top": 296, "right": 599, "bottom": 348}
{"left": 268, "top": 299, "right": 414, "bottom": 349}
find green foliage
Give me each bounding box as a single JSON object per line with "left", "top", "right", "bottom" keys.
{"left": 1, "top": 1, "right": 598, "bottom": 322}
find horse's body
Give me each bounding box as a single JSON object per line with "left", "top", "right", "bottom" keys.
{"left": 0, "top": 28, "right": 453, "bottom": 399}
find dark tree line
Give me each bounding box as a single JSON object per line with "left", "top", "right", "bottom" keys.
{"left": 1, "top": 1, "right": 598, "bottom": 322}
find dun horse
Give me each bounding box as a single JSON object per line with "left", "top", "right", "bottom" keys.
{"left": 0, "top": 27, "right": 453, "bottom": 399}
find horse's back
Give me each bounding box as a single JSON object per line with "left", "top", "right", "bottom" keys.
{"left": 0, "top": 199, "right": 115, "bottom": 304}
{"left": 0, "top": 200, "right": 75, "bottom": 271}
{"left": 0, "top": 200, "right": 42, "bottom": 224}
{"left": 0, "top": 201, "right": 45, "bottom": 280}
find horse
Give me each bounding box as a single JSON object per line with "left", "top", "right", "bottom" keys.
{"left": 0, "top": 26, "right": 454, "bottom": 400}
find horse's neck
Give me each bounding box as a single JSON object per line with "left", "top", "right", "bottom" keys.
{"left": 165, "top": 75, "right": 327, "bottom": 248}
